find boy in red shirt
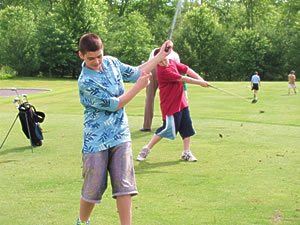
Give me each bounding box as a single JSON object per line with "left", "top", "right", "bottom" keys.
{"left": 137, "top": 49, "right": 210, "bottom": 162}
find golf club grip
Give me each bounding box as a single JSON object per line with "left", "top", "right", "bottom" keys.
{"left": 165, "top": 46, "right": 169, "bottom": 52}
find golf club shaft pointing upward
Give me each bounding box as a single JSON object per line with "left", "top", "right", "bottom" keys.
{"left": 168, "top": 0, "right": 182, "bottom": 41}
{"left": 165, "top": 0, "right": 182, "bottom": 52}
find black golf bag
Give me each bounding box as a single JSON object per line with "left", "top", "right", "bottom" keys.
{"left": 18, "top": 102, "right": 45, "bottom": 147}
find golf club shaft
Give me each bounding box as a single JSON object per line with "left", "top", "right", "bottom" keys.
{"left": 12, "top": 87, "right": 21, "bottom": 98}
{"left": 168, "top": 0, "right": 182, "bottom": 40}
{"left": 0, "top": 113, "right": 19, "bottom": 149}
{"left": 165, "top": 0, "right": 182, "bottom": 51}
{"left": 209, "top": 84, "right": 251, "bottom": 103}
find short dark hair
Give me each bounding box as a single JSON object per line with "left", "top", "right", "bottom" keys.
{"left": 79, "top": 33, "right": 103, "bottom": 55}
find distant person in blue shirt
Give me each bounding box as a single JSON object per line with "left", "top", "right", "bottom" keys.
{"left": 76, "top": 33, "right": 173, "bottom": 225}
{"left": 251, "top": 71, "right": 261, "bottom": 103}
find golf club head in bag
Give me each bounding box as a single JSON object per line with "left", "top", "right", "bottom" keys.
{"left": 18, "top": 102, "right": 45, "bottom": 147}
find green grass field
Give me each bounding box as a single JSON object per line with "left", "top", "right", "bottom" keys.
{"left": 0, "top": 78, "right": 299, "bottom": 225}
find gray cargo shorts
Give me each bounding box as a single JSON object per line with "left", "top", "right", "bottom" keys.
{"left": 81, "top": 142, "right": 138, "bottom": 203}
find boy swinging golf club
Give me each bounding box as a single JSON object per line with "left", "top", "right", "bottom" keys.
{"left": 137, "top": 48, "right": 210, "bottom": 162}
{"left": 76, "top": 33, "right": 173, "bottom": 225}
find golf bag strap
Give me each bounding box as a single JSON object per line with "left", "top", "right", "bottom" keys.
{"left": 30, "top": 105, "right": 46, "bottom": 123}
{"left": 34, "top": 111, "right": 45, "bottom": 123}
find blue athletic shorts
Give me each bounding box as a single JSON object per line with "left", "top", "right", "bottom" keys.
{"left": 81, "top": 142, "right": 138, "bottom": 203}
{"left": 156, "top": 107, "right": 195, "bottom": 140}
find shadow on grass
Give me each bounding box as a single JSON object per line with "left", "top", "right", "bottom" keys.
{"left": 280, "top": 94, "right": 297, "bottom": 96}
{"left": 130, "top": 126, "right": 161, "bottom": 139}
{"left": 135, "top": 160, "right": 182, "bottom": 174}
{"left": 0, "top": 159, "right": 19, "bottom": 164}
{"left": 130, "top": 130, "right": 155, "bottom": 139}
{"left": 0, "top": 146, "right": 33, "bottom": 155}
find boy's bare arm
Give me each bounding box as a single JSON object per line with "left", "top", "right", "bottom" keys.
{"left": 116, "top": 71, "right": 152, "bottom": 111}
{"left": 178, "top": 75, "right": 210, "bottom": 87}
{"left": 116, "top": 41, "right": 173, "bottom": 111}
{"left": 185, "top": 68, "right": 204, "bottom": 80}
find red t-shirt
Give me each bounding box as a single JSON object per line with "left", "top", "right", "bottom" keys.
{"left": 156, "top": 59, "right": 189, "bottom": 120}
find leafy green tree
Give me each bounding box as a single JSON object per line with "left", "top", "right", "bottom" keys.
{"left": 280, "top": 0, "right": 300, "bottom": 25}
{"left": 229, "top": 29, "right": 271, "bottom": 80}
{"left": 105, "top": 0, "right": 176, "bottom": 47}
{"left": 0, "top": 0, "right": 299, "bottom": 80}
{"left": 150, "top": 13, "right": 173, "bottom": 45}
{"left": 55, "top": 0, "right": 107, "bottom": 41}
{"left": 36, "top": 12, "right": 74, "bottom": 77}
{"left": 125, "top": 0, "right": 174, "bottom": 19}
{"left": 105, "top": 11, "right": 154, "bottom": 65}
{"left": 0, "top": 0, "right": 58, "bottom": 16}
{"left": 0, "top": 6, "right": 39, "bottom": 76}
{"left": 254, "top": 5, "right": 287, "bottom": 80}
{"left": 36, "top": 0, "right": 108, "bottom": 77}
{"left": 174, "top": 5, "right": 221, "bottom": 80}
{"left": 286, "top": 10, "right": 300, "bottom": 75}
{"left": 105, "top": 0, "right": 130, "bottom": 17}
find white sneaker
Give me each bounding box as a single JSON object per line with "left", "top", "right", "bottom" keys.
{"left": 137, "top": 146, "right": 151, "bottom": 161}
{"left": 181, "top": 151, "right": 197, "bottom": 162}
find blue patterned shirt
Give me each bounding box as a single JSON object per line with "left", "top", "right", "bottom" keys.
{"left": 78, "top": 56, "right": 140, "bottom": 153}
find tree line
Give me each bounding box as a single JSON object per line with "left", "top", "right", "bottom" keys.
{"left": 0, "top": 0, "right": 299, "bottom": 81}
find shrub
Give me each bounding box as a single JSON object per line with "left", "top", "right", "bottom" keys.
{"left": 0, "top": 65, "right": 17, "bottom": 79}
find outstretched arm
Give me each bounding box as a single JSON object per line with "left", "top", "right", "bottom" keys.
{"left": 177, "top": 68, "right": 209, "bottom": 87}
{"left": 178, "top": 75, "right": 210, "bottom": 87}
{"left": 185, "top": 68, "right": 204, "bottom": 80}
